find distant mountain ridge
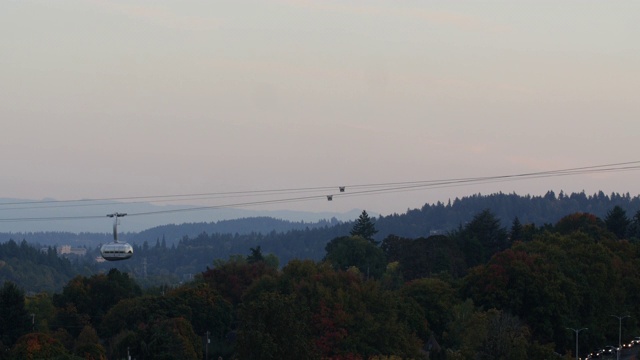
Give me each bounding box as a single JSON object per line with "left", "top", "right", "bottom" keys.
{"left": 374, "top": 190, "right": 640, "bottom": 239}
{"left": 2, "top": 190, "right": 640, "bottom": 293}
{"left": 2, "top": 191, "right": 640, "bottom": 253}
{"left": 128, "top": 216, "right": 343, "bottom": 245}
{"left": 0, "top": 216, "right": 346, "bottom": 249}
{"left": 0, "top": 197, "right": 365, "bottom": 233}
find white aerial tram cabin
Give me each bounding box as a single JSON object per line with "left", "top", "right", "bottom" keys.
{"left": 100, "top": 212, "right": 133, "bottom": 261}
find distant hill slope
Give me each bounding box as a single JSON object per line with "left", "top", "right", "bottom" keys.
{"left": 150, "top": 190, "right": 640, "bottom": 268}
{"left": 0, "top": 239, "right": 93, "bottom": 293}
{"left": 123, "top": 190, "right": 640, "bottom": 247}
{"left": 3, "top": 190, "right": 640, "bottom": 292}
{"left": 0, "top": 197, "right": 364, "bottom": 233}
{"left": 374, "top": 190, "right": 640, "bottom": 239}
{"left": 128, "top": 216, "right": 343, "bottom": 245}
{"left": 4, "top": 190, "right": 639, "bottom": 249}
{"left": 0, "top": 217, "right": 345, "bottom": 249}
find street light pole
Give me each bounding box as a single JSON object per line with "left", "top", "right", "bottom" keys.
{"left": 611, "top": 314, "right": 630, "bottom": 360}
{"left": 567, "top": 327, "right": 587, "bottom": 360}
{"left": 205, "top": 331, "right": 210, "bottom": 360}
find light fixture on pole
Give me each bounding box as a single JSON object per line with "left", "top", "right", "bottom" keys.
{"left": 611, "top": 314, "right": 630, "bottom": 360}
{"left": 566, "top": 327, "right": 587, "bottom": 360}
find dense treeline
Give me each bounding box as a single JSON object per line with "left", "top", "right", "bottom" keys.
{"left": 0, "top": 240, "right": 93, "bottom": 293}
{"left": 98, "top": 191, "right": 640, "bottom": 284}
{"left": 131, "top": 217, "right": 341, "bottom": 245}
{"left": 6, "top": 190, "right": 640, "bottom": 293}
{"left": 0, "top": 232, "right": 113, "bottom": 251}
{"left": 376, "top": 190, "right": 640, "bottom": 239}
{"left": 86, "top": 222, "right": 353, "bottom": 288}
{"left": 5, "top": 190, "right": 640, "bottom": 248}
{"left": 3, "top": 205, "right": 640, "bottom": 359}
{"left": 0, "top": 217, "right": 340, "bottom": 250}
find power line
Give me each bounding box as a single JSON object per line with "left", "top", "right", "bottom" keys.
{"left": 4, "top": 160, "right": 639, "bottom": 209}
{"left": 0, "top": 160, "right": 638, "bottom": 223}
{"left": 0, "top": 188, "right": 337, "bottom": 212}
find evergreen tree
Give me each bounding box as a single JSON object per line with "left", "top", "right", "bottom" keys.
{"left": 604, "top": 205, "right": 630, "bottom": 239}
{"left": 0, "top": 281, "right": 31, "bottom": 347}
{"left": 627, "top": 210, "right": 640, "bottom": 239}
{"left": 247, "top": 246, "right": 265, "bottom": 264}
{"left": 510, "top": 217, "right": 524, "bottom": 242}
{"left": 456, "top": 209, "right": 508, "bottom": 267}
{"left": 350, "top": 210, "right": 379, "bottom": 244}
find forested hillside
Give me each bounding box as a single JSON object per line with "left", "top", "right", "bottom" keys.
{"left": 376, "top": 190, "right": 640, "bottom": 239}
{"left": 0, "top": 217, "right": 341, "bottom": 249}
{"left": 95, "top": 191, "right": 640, "bottom": 280}
{"left": 4, "top": 190, "right": 640, "bottom": 291}
{"left": 115, "top": 190, "right": 640, "bottom": 245}
{"left": 5, "top": 191, "right": 639, "bottom": 249}
{"left": 0, "top": 240, "right": 93, "bottom": 293}
{"left": 3, "top": 204, "right": 640, "bottom": 359}
{"left": 129, "top": 216, "right": 342, "bottom": 245}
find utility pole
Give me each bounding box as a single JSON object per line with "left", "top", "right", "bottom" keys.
{"left": 205, "top": 331, "right": 210, "bottom": 360}
{"left": 611, "top": 314, "right": 630, "bottom": 360}
{"left": 566, "top": 327, "right": 587, "bottom": 360}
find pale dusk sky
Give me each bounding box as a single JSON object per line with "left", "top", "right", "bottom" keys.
{"left": 1, "top": 1, "right": 639, "bottom": 223}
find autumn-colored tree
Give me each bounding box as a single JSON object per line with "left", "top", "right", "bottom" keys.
{"left": 10, "top": 333, "right": 70, "bottom": 360}
{"left": 462, "top": 246, "right": 574, "bottom": 345}
{"left": 554, "top": 212, "right": 612, "bottom": 242}
{"left": 462, "top": 224, "right": 639, "bottom": 352}
{"left": 279, "top": 261, "right": 423, "bottom": 358}
{"left": 312, "top": 300, "right": 349, "bottom": 356}
{"left": 201, "top": 258, "right": 277, "bottom": 305}
{"left": 74, "top": 325, "right": 107, "bottom": 360}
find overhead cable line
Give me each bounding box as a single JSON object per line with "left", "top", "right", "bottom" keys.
{"left": 0, "top": 185, "right": 338, "bottom": 207}
{"left": 2, "top": 160, "right": 638, "bottom": 209}
{"left": 0, "top": 160, "right": 638, "bottom": 223}
{"left": 0, "top": 188, "right": 341, "bottom": 212}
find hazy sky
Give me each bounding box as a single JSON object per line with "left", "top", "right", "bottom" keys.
{"left": 1, "top": 0, "right": 639, "bottom": 223}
